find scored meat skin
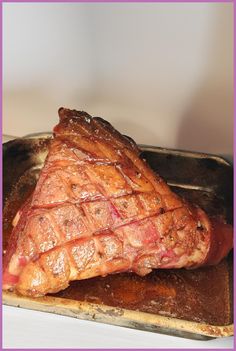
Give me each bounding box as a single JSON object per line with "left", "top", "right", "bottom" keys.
{"left": 3, "top": 108, "right": 233, "bottom": 297}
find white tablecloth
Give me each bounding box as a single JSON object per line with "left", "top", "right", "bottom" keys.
{"left": 3, "top": 306, "right": 233, "bottom": 349}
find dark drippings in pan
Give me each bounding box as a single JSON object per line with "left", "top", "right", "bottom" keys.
{"left": 3, "top": 138, "right": 233, "bottom": 326}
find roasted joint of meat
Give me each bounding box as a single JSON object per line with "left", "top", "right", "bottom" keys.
{"left": 3, "top": 108, "right": 233, "bottom": 297}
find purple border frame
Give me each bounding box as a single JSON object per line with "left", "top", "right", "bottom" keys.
{"left": 0, "top": 0, "right": 234, "bottom": 350}
{"left": 1, "top": 0, "right": 234, "bottom": 3}
{"left": 0, "top": 0, "right": 234, "bottom": 3}
{"left": 0, "top": 0, "right": 2, "bottom": 350}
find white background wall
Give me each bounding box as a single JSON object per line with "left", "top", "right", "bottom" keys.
{"left": 3, "top": 3, "right": 233, "bottom": 155}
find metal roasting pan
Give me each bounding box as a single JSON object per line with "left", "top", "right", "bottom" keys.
{"left": 2, "top": 134, "right": 234, "bottom": 340}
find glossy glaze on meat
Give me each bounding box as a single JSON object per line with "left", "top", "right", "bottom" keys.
{"left": 3, "top": 108, "right": 233, "bottom": 297}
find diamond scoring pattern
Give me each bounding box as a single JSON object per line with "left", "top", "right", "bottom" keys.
{"left": 3, "top": 109, "right": 220, "bottom": 297}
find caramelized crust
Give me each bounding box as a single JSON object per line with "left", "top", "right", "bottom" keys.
{"left": 3, "top": 108, "right": 233, "bottom": 297}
